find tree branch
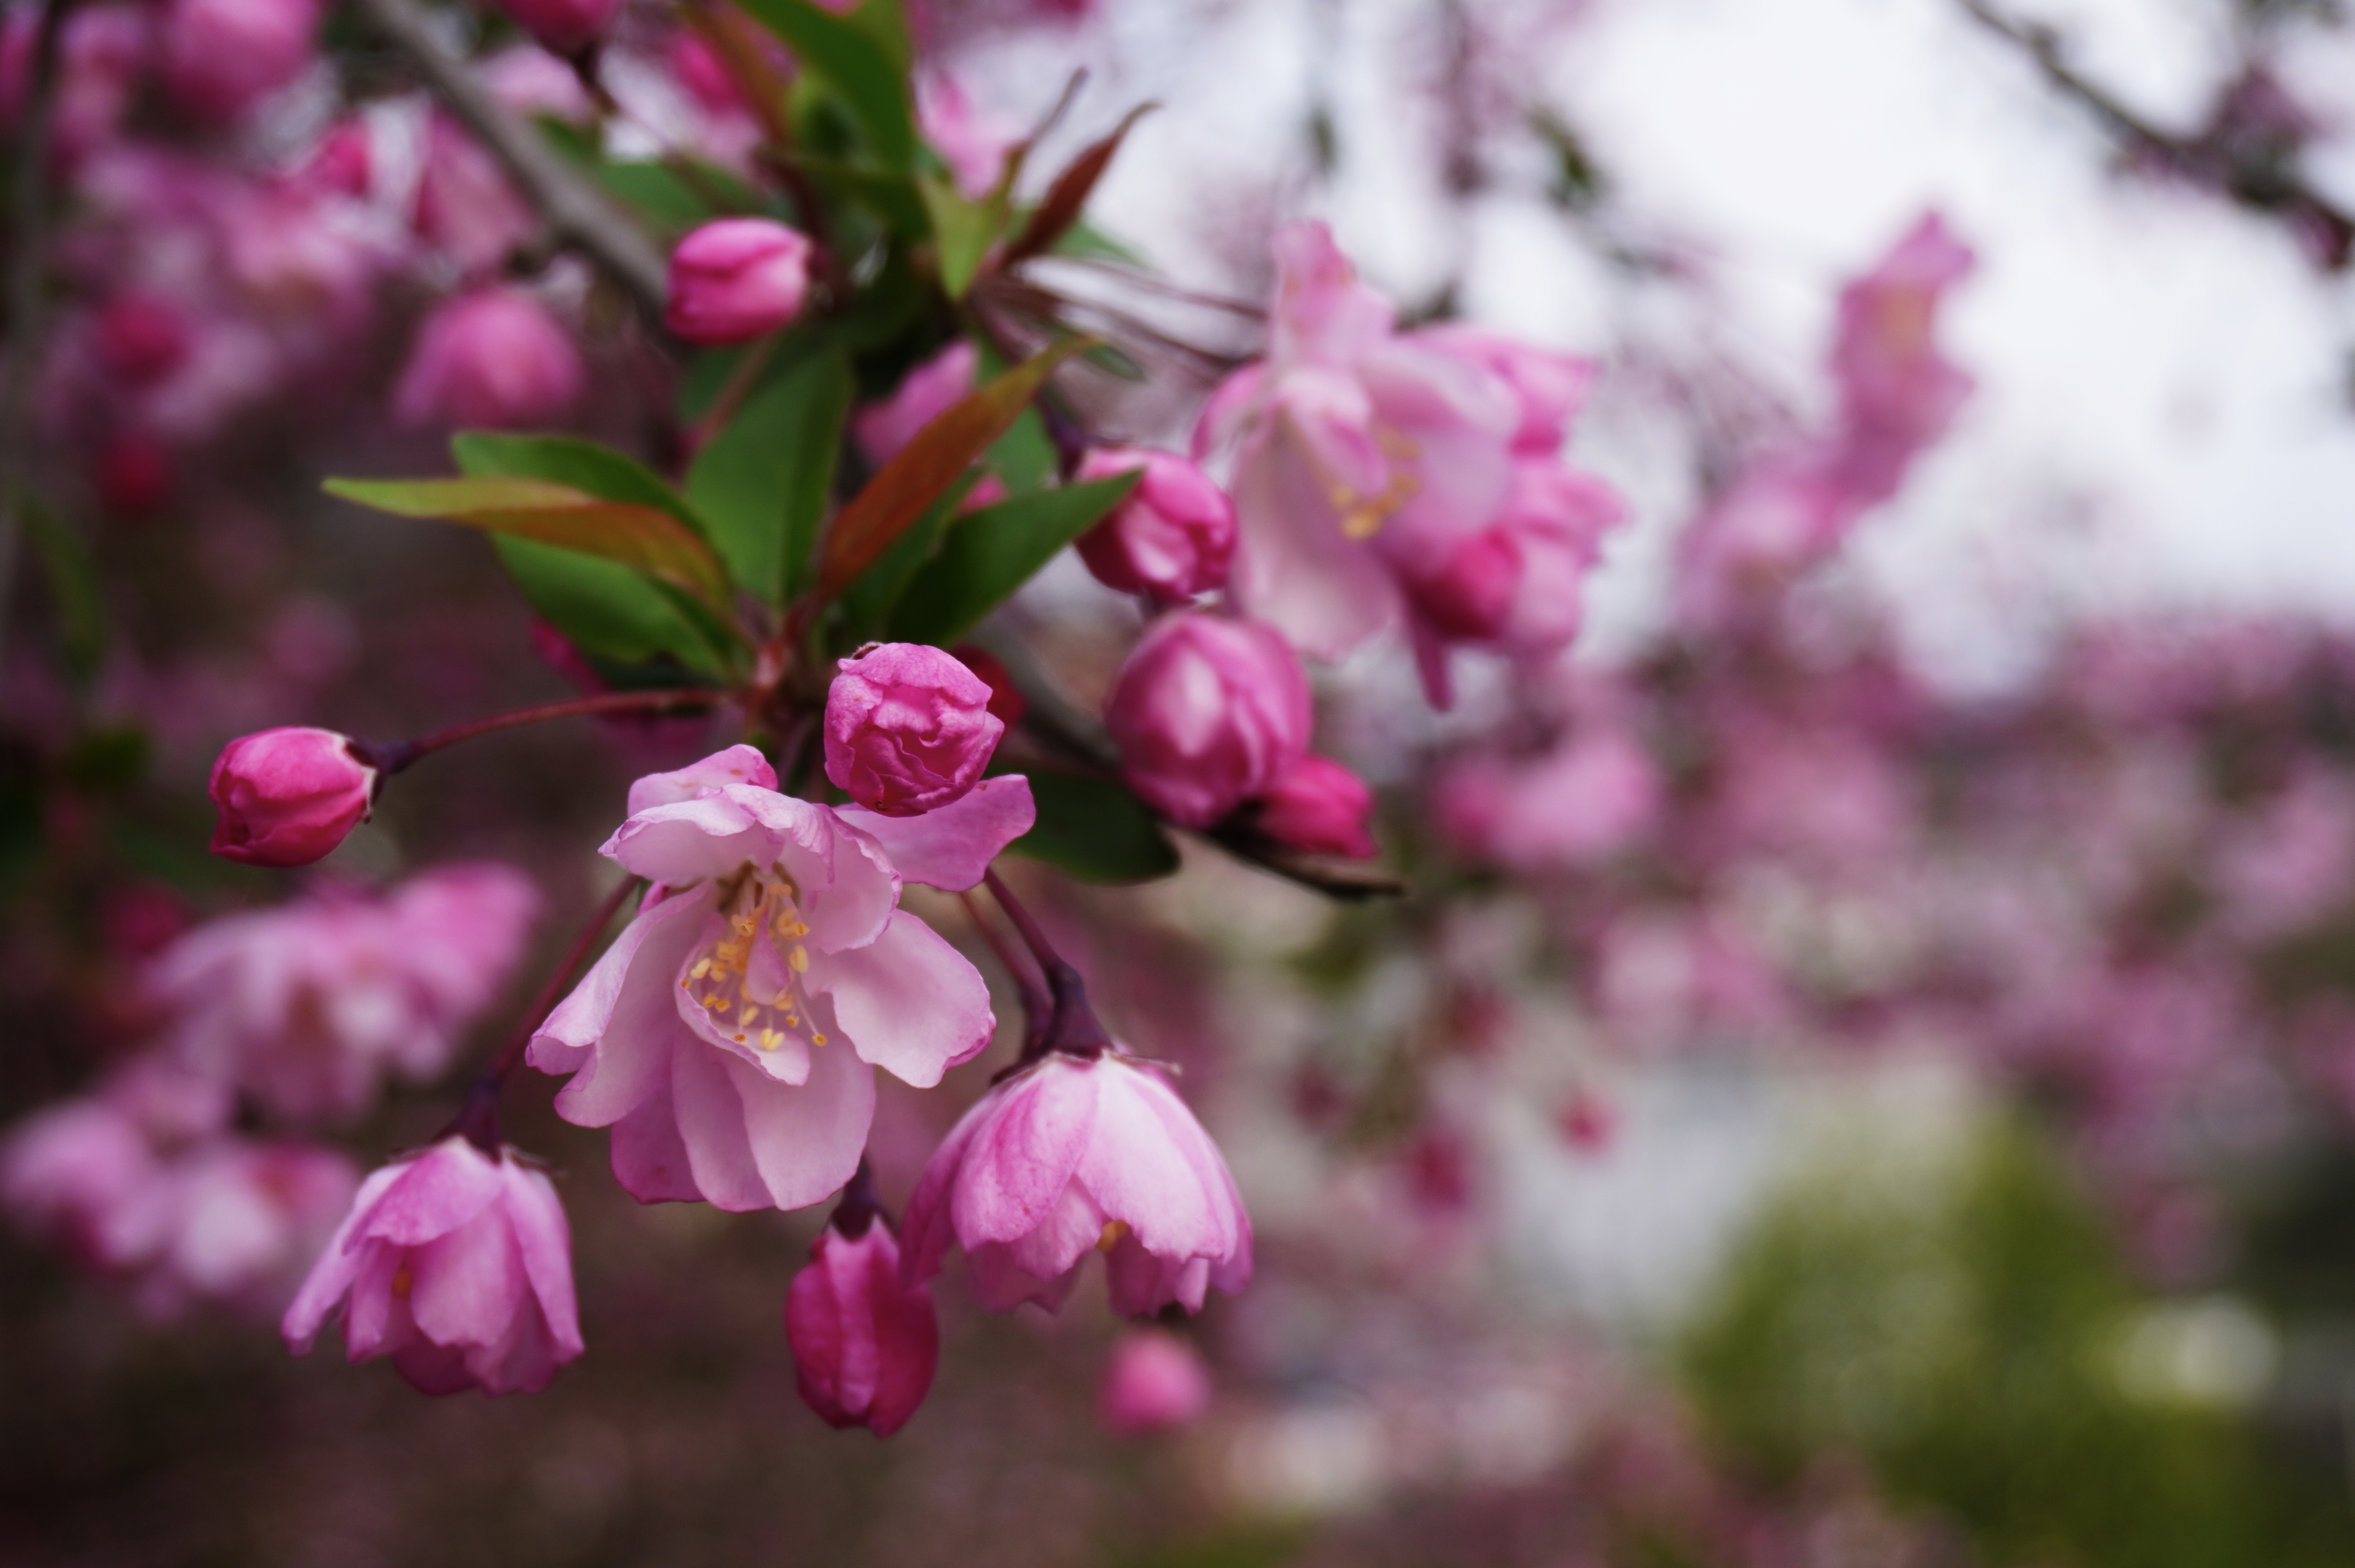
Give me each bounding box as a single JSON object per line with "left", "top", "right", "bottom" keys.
{"left": 351, "top": 0, "right": 672, "bottom": 318}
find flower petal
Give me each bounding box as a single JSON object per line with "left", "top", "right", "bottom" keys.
{"left": 607, "top": 1069, "right": 704, "bottom": 1204}
{"left": 805, "top": 909, "right": 994, "bottom": 1089}
{"left": 281, "top": 1160, "right": 403, "bottom": 1353}
{"left": 724, "top": 1041, "right": 874, "bottom": 1211}
{"left": 627, "top": 744, "right": 778, "bottom": 815}
{"left": 952, "top": 1057, "right": 1098, "bottom": 1247}
{"left": 360, "top": 1139, "right": 503, "bottom": 1247}
{"left": 547, "top": 896, "right": 706, "bottom": 1129}
{"left": 667, "top": 1038, "right": 773, "bottom": 1212}
{"left": 834, "top": 776, "right": 1036, "bottom": 892}
{"left": 501, "top": 1159, "right": 582, "bottom": 1358}
{"left": 406, "top": 1201, "right": 525, "bottom": 1350}
{"left": 601, "top": 792, "right": 783, "bottom": 886}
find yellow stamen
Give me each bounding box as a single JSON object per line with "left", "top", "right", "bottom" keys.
{"left": 1097, "top": 1220, "right": 1131, "bottom": 1253}
{"left": 789, "top": 945, "right": 810, "bottom": 973}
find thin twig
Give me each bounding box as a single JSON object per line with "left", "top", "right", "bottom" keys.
{"left": 352, "top": 0, "right": 672, "bottom": 317}
{"left": 369, "top": 687, "right": 724, "bottom": 773}
{"left": 0, "top": 0, "right": 77, "bottom": 675}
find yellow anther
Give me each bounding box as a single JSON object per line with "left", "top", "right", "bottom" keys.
{"left": 1096, "top": 1220, "right": 1131, "bottom": 1253}
{"left": 811, "top": 1033, "right": 827, "bottom": 1047}
{"left": 789, "top": 946, "right": 810, "bottom": 973}
{"left": 690, "top": 958, "right": 713, "bottom": 980}
{"left": 758, "top": 1029, "right": 783, "bottom": 1051}
{"left": 392, "top": 1264, "right": 415, "bottom": 1299}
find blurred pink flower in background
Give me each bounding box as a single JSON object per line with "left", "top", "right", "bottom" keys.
{"left": 854, "top": 340, "right": 978, "bottom": 466}
{"left": 1098, "top": 1327, "right": 1213, "bottom": 1437}
{"left": 916, "top": 72, "right": 1016, "bottom": 200}
{"left": 412, "top": 117, "right": 536, "bottom": 277}
{"left": 283, "top": 1137, "right": 582, "bottom": 1395}
{"left": 393, "top": 288, "right": 584, "bottom": 429}
{"left": 150, "top": 864, "right": 541, "bottom": 1121}
{"left": 491, "top": 0, "right": 623, "bottom": 57}
{"left": 903, "top": 1050, "right": 1254, "bottom": 1316}
{"left": 157, "top": 0, "right": 316, "bottom": 121}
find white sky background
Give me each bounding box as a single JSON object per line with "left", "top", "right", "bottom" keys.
{"left": 956, "top": 0, "right": 2355, "bottom": 691}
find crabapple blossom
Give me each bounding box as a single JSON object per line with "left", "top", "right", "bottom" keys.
{"left": 157, "top": 0, "right": 317, "bottom": 121}
{"left": 283, "top": 1137, "right": 583, "bottom": 1395}
{"left": 1105, "top": 611, "right": 1311, "bottom": 829}
{"left": 151, "top": 864, "right": 541, "bottom": 1121}
{"left": 392, "top": 288, "right": 583, "bottom": 430}
{"left": 663, "top": 218, "right": 815, "bottom": 346}
{"left": 1098, "top": 1327, "right": 1213, "bottom": 1436}
{"left": 1074, "top": 448, "right": 1237, "bottom": 605}
{"left": 1249, "top": 754, "right": 1377, "bottom": 860}
{"left": 785, "top": 1219, "right": 939, "bottom": 1436}
{"left": 206, "top": 726, "right": 378, "bottom": 868}
{"left": 492, "top": 0, "right": 623, "bottom": 56}
{"left": 823, "top": 643, "right": 1004, "bottom": 817}
{"left": 528, "top": 747, "right": 1034, "bottom": 1212}
{"left": 902, "top": 1049, "right": 1254, "bottom": 1317}
{"left": 916, "top": 72, "right": 1018, "bottom": 200}
{"left": 413, "top": 118, "right": 536, "bottom": 276}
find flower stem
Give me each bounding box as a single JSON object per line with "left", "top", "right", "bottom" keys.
{"left": 960, "top": 889, "right": 1051, "bottom": 1060}
{"left": 368, "top": 689, "right": 723, "bottom": 774}
{"left": 983, "top": 869, "right": 1113, "bottom": 1062}
{"left": 829, "top": 1156, "right": 881, "bottom": 1239}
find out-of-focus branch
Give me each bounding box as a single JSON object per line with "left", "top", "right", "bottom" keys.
{"left": 351, "top": 0, "right": 671, "bottom": 318}
{"left": 1960, "top": 0, "right": 2354, "bottom": 269}
{"left": 0, "top": 0, "right": 77, "bottom": 672}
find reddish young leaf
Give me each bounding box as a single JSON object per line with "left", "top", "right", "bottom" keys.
{"left": 997, "top": 104, "right": 1156, "bottom": 271}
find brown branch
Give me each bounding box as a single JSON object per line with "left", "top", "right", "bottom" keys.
{"left": 351, "top": 0, "right": 672, "bottom": 317}
{"left": 1960, "top": 0, "right": 2353, "bottom": 269}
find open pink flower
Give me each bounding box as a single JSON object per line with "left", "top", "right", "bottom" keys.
{"left": 151, "top": 864, "right": 541, "bottom": 1121}
{"left": 529, "top": 746, "right": 1035, "bottom": 1212}
{"left": 283, "top": 1136, "right": 582, "bottom": 1395}
{"left": 902, "top": 1050, "right": 1253, "bottom": 1317}
{"left": 785, "top": 1220, "right": 938, "bottom": 1436}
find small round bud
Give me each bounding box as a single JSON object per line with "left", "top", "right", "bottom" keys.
{"left": 206, "top": 727, "right": 378, "bottom": 867}
{"left": 823, "top": 644, "right": 1004, "bottom": 817}
{"left": 1073, "top": 448, "right": 1237, "bottom": 605}
{"left": 663, "top": 219, "right": 814, "bottom": 347}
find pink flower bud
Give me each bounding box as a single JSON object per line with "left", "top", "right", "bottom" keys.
{"left": 207, "top": 726, "right": 377, "bottom": 868}
{"left": 1098, "top": 1327, "right": 1212, "bottom": 1436}
{"left": 159, "top": 0, "right": 317, "bottom": 121}
{"left": 96, "top": 433, "right": 173, "bottom": 517}
{"left": 282, "top": 1137, "right": 584, "bottom": 1396}
{"left": 785, "top": 1221, "right": 939, "bottom": 1437}
{"left": 824, "top": 643, "right": 1004, "bottom": 817}
{"left": 663, "top": 218, "right": 814, "bottom": 346}
{"left": 491, "top": 0, "right": 621, "bottom": 56}
{"left": 1105, "top": 612, "right": 1310, "bottom": 828}
{"left": 903, "top": 1050, "right": 1254, "bottom": 1317}
{"left": 1251, "top": 754, "right": 1375, "bottom": 859}
{"left": 393, "top": 288, "right": 583, "bottom": 430}
{"left": 1074, "top": 448, "right": 1237, "bottom": 604}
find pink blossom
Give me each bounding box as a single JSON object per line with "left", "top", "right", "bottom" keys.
{"left": 1, "top": 1099, "right": 163, "bottom": 1264}
{"left": 528, "top": 746, "right": 1035, "bottom": 1212}
{"left": 120, "top": 1138, "right": 357, "bottom": 1319}
{"left": 785, "top": 1220, "right": 939, "bottom": 1436}
{"left": 292, "top": 117, "right": 373, "bottom": 198}
{"left": 2, "top": 5, "right": 151, "bottom": 163}
{"left": 855, "top": 340, "right": 978, "bottom": 467}
{"left": 917, "top": 72, "right": 1017, "bottom": 200}
{"left": 1105, "top": 611, "right": 1312, "bottom": 829}
{"left": 95, "top": 295, "right": 194, "bottom": 389}
{"left": 1251, "top": 754, "right": 1376, "bottom": 859}
{"left": 1436, "top": 725, "right": 1659, "bottom": 873}
{"left": 492, "top": 0, "right": 622, "bottom": 55}
{"left": 1415, "top": 325, "right": 1594, "bottom": 456}
{"left": 283, "top": 1137, "right": 583, "bottom": 1395}
{"left": 151, "top": 864, "right": 541, "bottom": 1121}
{"left": 413, "top": 117, "right": 535, "bottom": 276}
{"left": 902, "top": 1050, "right": 1253, "bottom": 1316}
{"left": 823, "top": 644, "right": 1005, "bottom": 817}
{"left": 158, "top": 0, "right": 316, "bottom": 121}
{"left": 207, "top": 726, "right": 378, "bottom": 868}
{"left": 664, "top": 218, "right": 815, "bottom": 346}
{"left": 1074, "top": 448, "right": 1238, "bottom": 605}
{"left": 393, "top": 288, "right": 584, "bottom": 430}
{"left": 1098, "top": 1327, "right": 1212, "bottom": 1436}
{"left": 480, "top": 44, "right": 594, "bottom": 123}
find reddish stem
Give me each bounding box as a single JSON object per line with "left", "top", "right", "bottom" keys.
{"left": 960, "top": 889, "right": 1050, "bottom": 1059}
{"left": 372, "top": 689, "right": 722, "bottom": 773}
{"left": 982, "top": 868, "right": 1112, "bottom": 1063}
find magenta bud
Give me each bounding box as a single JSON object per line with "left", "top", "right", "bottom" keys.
{"left": 1251, "top": 754, "right": 1376, "bottom": 860}
{"left": 1105, "top": 611, "right": 1311, "bottom": 829}
{"left": 662, "top": 218, "right": 814, "bottom": 347}
{"left": 785, "top": 1222, "right": 939, "bottom": 1437}
{"left": 207, "top": 726, "right": 378, "bottom": 868}
{"left": 393, "top": 288, "right": 583, "bottom": 430}
{"left": 491, "top": 0, "right": 621, "bottom": 55}
{"left": 1098, "top": 1327, "right": 1213, "bottom": 1437}
{"left": 823, "top": 643, "right": 1004, "bottom": 817}
{"left": 1073, "top": 448, "right": 1237, "bottom": 605}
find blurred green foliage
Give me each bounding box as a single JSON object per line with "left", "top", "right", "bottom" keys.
{"left": 1679, "top": 1116, "right": 2355, "bottom": 1567}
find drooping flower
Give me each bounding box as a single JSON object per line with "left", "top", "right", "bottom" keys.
{"left": 785, "top": 1218, "right": 939, "bottom": 1436}
{"left": 282, "top": 1136, "right": 583, "bottom": 1395}
{"left": 664, "top": 218, "right": 814, "bottom": 347}
{"left": 529, "top": 746, "right": 1035, "bottom": 1212}
{"left": 823, "top": 643, "right": 1004, "bottom": 817}
{"left": 392, "top": 287, "right": 583, "bottom": 430}
{"left": 1074, "top": 448, "right": 1238, "bottom": 605}
{"left": 150, "top": 864, "right": 542, "bottom": 1121}
{"left": 1098, "top": 1326, "right": 1213, "bottom": 1436}
{"left": 207, "top": 726, "right": 378, "bottom": 868}
{"left": 902, "top": 1049, "right": 1254, "bottom": 1317}
{"left": 1104, "top": 611, "right": 1311, "bottom": 829}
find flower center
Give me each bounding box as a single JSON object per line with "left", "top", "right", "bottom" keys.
{"left": 678, "top": 865, "right": 829, "bottom": 1054}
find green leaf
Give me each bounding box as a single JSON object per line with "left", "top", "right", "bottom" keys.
{"left": 818, "top": 338, "right": 1091, "bottom": 598}
{"left": 20, "top": 496, "right": 103, "bottom": 680}
{"left": 887, "top": 472, "right": 1138, "bottom": 646}
{"left": 988, "top": 406, "right": 1057, "bottom": 493}
{"left": 736, "top": 0, "right": 916, "bottom": 168}
{"left": 918, "top": 171, "right": 998, "bottom": 299}
{"left": 449, "top": 432, "right": 712, "bottom": 540}
{"left": 491, "top": 536, "right": 728, "bottom": 677}
{"left": 846, "top": 0, "right": 912, "bottom": 71}
{"left": 687, "top": 348, "right": 852, "bottom": 606}
{"left": 1006, "top": 768, "right": 1178, "bottom": 884}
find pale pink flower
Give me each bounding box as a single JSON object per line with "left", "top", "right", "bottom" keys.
{"left": 479, "top": 44, "right": 594, "bottom": 123}
{"left": 283, "top": 1136, "right": 582, "bottom": 1395}
{"left": 823, "top": 643, "right": 1004, "bottom": 817}
{"left": 1436, "top": 725, "right": 1660, "bottom": 873}
{"left": 1098, "top": 1326, "right": 1212, "bottom": 1436}
{"left": 854, "top": 340, "right": 977, "bottom": 466}
{"left": 1105, "top": 611, "right": 1312, "bottom": 829}
{"left": 206, "top": 725, "right": 378, "bottom": 867}
{"left": 902, "top": 1050, "right": 1254, "bottom": 1316}
{"left": 1414, "top": 324, "right": 1594, "bottom": 456}
{"left": 1, "top": 1099, "right": 163, "bottom": 1264}
{"left": 151, "top": 864, "right": 541, "bottom": 1122}
{"left": 393, "top": 288, "right": 584, "bottom": 430}
{"left": 158, "top": 0, "right": 316, "bottom": 121}
{"left": 917, "top": 72, "right": 1017, "bottom": 200}
{"left": 118, "top": 1138, "right": 357, "bottom": 1319}
{"left": 785, "top": 1220, "right": 939, "bottom": 1436}
{"left": 529, "top": 747, "right": 1035, "bottom": 1212}
{"left": 664, "top": 218, "right": 814, "bottom": 346}
{"left": 1074, "top": 448, "right": 1238, "bottom": 605}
